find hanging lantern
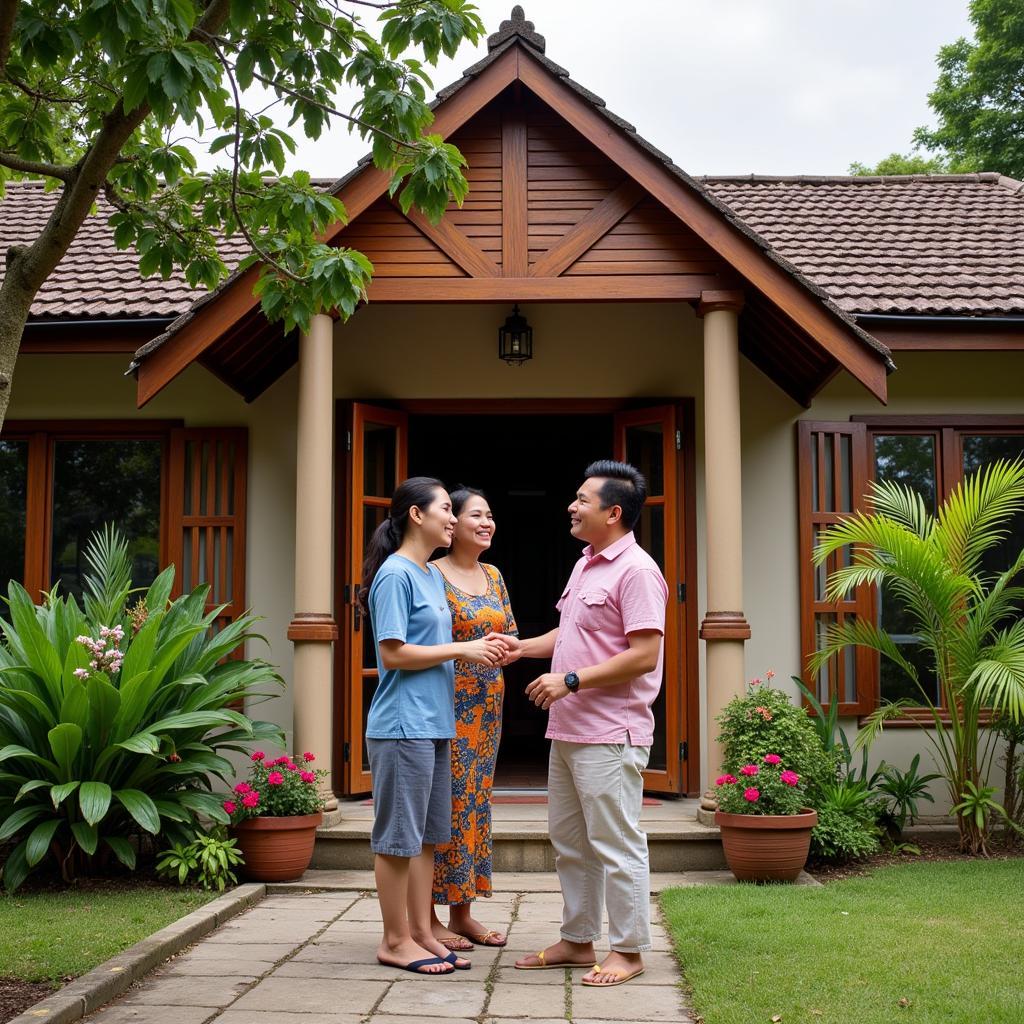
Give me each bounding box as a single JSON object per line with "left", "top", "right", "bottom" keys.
{"left": 497, "top": 304, "right": 533, "bottom": 366}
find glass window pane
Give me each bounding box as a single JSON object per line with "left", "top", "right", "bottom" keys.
{"left": 625, "top": 422, "right": 664, "bottom": 495}
{"left": 962, "top": 435, "right": 1024, "bottom": 580}
{"left": 364, "top": 423, "right": 397, "bottom": 498}
{"left": 874, "top": 434, "right": 937, "bottom": 514}
{"left": 0, "top": 440, "right": 28, "bottom": 595}
{"left": 648, "top": 678, "right": 666, "bottom": 771}
{"left": 880, "top": 640, "right": 939, "bottom": 706}
{"left": 50, "top": 440, "right": 161, "bottom": 602}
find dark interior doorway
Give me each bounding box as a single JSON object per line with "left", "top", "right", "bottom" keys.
{"left": 409, "top": 412, "right": 613, "bottom": 788}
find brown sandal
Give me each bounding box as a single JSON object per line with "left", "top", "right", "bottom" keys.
{"left": 453, "top": 928, "right": 506, "bottom": 948}
{"left": 439, "top": 935, "right": 475, "bottom": 951}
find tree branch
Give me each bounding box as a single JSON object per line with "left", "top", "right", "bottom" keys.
{"left": 0, "top": 150, "right": 74, "bottom": 180}
{"left": 0, "top": 0, "right": 19, "bottom": 77}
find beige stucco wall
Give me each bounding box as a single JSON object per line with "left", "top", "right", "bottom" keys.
{"left": 9, "top": 324, "right": 1023, "bottom": 811}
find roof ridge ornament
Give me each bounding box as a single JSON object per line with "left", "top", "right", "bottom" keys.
{"left": 487, "top": 5, "right": 546, "bottom": 53}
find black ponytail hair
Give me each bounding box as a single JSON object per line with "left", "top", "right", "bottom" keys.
{"left": 358, "top": 476, "right": 446, "bottom": 614}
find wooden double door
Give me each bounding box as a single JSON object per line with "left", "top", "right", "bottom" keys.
{"left": 335, "top": 401, "right": 697, "bottom": 797}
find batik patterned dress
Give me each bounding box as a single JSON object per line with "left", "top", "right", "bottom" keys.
{"left": 432, "top": 562, "right": 517, "bottom": 906}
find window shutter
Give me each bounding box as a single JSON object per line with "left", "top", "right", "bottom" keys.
{"left": 797, "top": 421, "right": 874, "bottom": 715}
{"left": 166, "top": 429, "right": 248, "bottom": 646}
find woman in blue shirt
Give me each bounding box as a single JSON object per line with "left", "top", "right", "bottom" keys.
{"left": 359, "top": 477, "right": 510, "bottom": 976}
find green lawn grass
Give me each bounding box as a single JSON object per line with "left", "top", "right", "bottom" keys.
{"left": 0, "top": 883, "right": 216, "bottom": 983}
{"left": 661, "top": 860, "right": 1023, "bottom": 1024}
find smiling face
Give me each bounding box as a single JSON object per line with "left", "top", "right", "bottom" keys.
{"left": 451, "top": 494, "right": 495, "bottom": 557}
{"left": 411, "top": 487, "right": 457, "bottom": 550}
{"left": 568, "top": 476, "right": 621, "bottom": 545}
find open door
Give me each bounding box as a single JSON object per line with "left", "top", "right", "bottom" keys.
{"left": 614, "top": 405, "right": 688, "bottom": 795}
{"left": 341, "top": 403, "right": 408, "bottom": 794}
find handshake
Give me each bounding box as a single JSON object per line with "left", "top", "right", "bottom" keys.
{"left": 461, "top": 631, "right": 522, "bottom": 668}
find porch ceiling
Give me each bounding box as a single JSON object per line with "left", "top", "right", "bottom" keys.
{"left": 131, "top": 14, "right": 892, "bottom": 408}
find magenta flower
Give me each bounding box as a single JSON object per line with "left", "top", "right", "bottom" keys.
{"left": 223, "top": 800, "right": 237, "bottom": 815}
{"left": 764, "top": 754, "right": 781, "bottom": 765}
{"left": 301, "top": 771, "right": 316, "bottom": 783}
{"left": 241, "top": 791, "right": 260, "bottom": 808}
{"left": 234, "top": 782, "right": 252, "bottom": 795}
{"left": 303, "top": 752, "right": 316, "bottom": 762}
{"left": 780, "top": 770, "right": 800, "bottom": 786}
{"left": 743, "top": 787, "right": 760, "bottom": 802}
{"left": 274, "top": 756, "right": 290, "bottom": 766}
{"left": 251, "top": 751, "right": 265, "bottom": 761}
{"left": 286, "top": 763, "right": 300, "bottom": 772}
{"left": 716, "top": 774, "right": 738, "bottom": 786}
{"left": 267, "top": 771, "right": 285, "bottom": 785}
{"left": 739, "top": 764, "right": 759, "bottom": 777}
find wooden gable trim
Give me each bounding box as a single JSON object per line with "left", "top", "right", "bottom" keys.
{"left": 865, "top": 322, "right": 1024, "bottom": 351}
{"left": 514, "top": 50, "right": 888, "bottom": 403}
{"left": 529, "top": 178, "right": 645, "bottom": 278}
{"left": 501, "top": 105, "right": 528, "bottom": 275}
{"left": 399, "top": 202, "right": 499, "bottom": 277}
{"left": 136, "top": 46, "right": 521, "bottom": 407}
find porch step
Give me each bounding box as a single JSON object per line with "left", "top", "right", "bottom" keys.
{"left": 313, "top": 798, "right": 726, "bottom": 872}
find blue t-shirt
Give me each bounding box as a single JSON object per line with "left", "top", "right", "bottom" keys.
{"left": 366, "top": 554, "right": 456, "bottom": 739}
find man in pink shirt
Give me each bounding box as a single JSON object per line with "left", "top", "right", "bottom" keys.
{"left": 509, "top": 461, "right": 668, "bottom": 988}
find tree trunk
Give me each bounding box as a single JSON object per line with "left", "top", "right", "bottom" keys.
{"left": 0, "top": 252, "right": 37, "bottom": 431}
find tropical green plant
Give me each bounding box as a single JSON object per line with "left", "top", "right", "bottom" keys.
{"left": 992, "top": 710, "right": 1024, "bottom": 844}
{"left": 812, "top": 458, "right": 1024, "bottom": 854}
{"left": 714, "top": 753, "right": 807, "bottom": 816}
{"left": 811, "top": 806, "right": 882, "bottom": 862}
{"left": 0, "top": 525, "right": 284, "bottom": 891}
{"left": 156, "top": 829, "right": 244, "bottom": 891}
{"left": 225, "top": 749, "right": 327, "bottom": 823}
{"left": 873, "top": 754, "right": 941, "bottom": 835}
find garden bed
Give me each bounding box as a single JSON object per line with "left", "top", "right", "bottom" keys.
{"left": 0, "top": 879, "right": 216, "bottom": 1024}
{"left": 662, "top": 859, "right": 1023, "bottom": 1024}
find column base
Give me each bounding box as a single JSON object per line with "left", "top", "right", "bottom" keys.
{"left": 288, "top": 612, "right": 338, "bottom": 641}
{"left": 699, "top": 611, "right": 751, "bottom": 640}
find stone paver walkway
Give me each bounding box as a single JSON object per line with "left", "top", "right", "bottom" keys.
{"left": 82, "top": 883, "right": 698, "bottom": 1024}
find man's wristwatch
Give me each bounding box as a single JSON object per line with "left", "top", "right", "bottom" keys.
{"left": 564, "top": 671, "right": 581, "bottom": 694}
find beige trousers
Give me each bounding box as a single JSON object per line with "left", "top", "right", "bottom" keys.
{"left": 548, "top": 739, "right": 652, "bottom": 953}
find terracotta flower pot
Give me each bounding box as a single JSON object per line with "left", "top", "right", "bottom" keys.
{"left": 714, "top": 808, "right": 818, "bottom": 883}
{"left": 231, "top": 812, "right": 323, "bottom": 882}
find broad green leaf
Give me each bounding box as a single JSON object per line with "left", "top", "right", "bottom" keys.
{"left": 26, "top": 818, "right": 61, "bottom": 867}
{"left": 60, "top": 678, "right": 91, "bottom": 732}
{"left": 0, "top": 744, "right": 58, "bottom": 776}
{"left": 117, "top": 732, "right": 161, "bottom": 755}
{"left": 2, "top": 840, "right": 30, "bottom": 893}
{"left": 79, "top": 782, "right": 113, "bottom": 826}
{"left": 104, "top": 836, "right": 136, "bottom": 870}
{"left": 71, "top": 820, "right": 98, "bottom": 856}
{"left": 87, "top": 676, "right": 121, "bottom": 746}
{"left": 178, "top": 790, "right": 230, "bottom": 824}
{"left": 15, "top": 779, "right": 50, "bottom": 803}
{"left": 50, "top": 781, "right": 79, "bottom": 809}
{"left": 48, "top": 723, "right": 82, "bottom": 780}
{"left": 0, "top": 804, "right": 47, "bottom": 842}
{"left": 115, "top": 789, "right": 161, "bottom": 834}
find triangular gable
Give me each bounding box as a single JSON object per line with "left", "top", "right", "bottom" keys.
{"left": 134, "top": 18, "right": 891, "bottom": 407}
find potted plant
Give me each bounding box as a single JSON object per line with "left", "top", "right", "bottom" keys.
{"left": 225, "top": 750, "right": 327, "bottom": 881}
{"left": 714, "top": 755, "right": 818, "bottom": 882}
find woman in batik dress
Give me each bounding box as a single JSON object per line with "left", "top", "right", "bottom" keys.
{"left": 430, "top": 486, "right": 517, "bottom": 950}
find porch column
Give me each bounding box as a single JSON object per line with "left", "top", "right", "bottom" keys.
{"left": 697, "top": 291, "right": 750, "bottom": 789}
{"left": 287, "top": 312, "right": 338, "bottom": 808}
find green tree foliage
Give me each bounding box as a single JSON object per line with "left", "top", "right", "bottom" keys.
{"left": 914, "top": 0, "right": 1024, "bottom": 177}
{"left": 848, "top": 152, "right": 956, "bottom": 176}
{"left": 0, "top": 0, "right": 486, "bottom": 429}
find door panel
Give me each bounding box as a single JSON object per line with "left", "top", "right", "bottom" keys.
{"left": 343, "top": 404, "right": 407, "bottom": 794}
{"left": 614, "top": 405, "right": 686, "bottom": 794}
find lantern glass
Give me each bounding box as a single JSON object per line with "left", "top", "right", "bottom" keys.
{"left": 498, "top": 304, "right": 533, "bottom": 365}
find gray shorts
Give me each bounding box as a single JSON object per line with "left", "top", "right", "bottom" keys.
{"left": 367, "top": 738, "right": 452, "bottom": 857}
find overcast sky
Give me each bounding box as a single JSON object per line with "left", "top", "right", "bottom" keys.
{"left": 205, "top": 0, "right": 975, "bottom": 178}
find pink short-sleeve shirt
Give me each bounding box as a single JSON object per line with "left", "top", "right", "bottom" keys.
{"left": 548, "top": 532, "right": 669, "bottom": 746}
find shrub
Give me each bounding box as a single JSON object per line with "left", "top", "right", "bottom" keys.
{"left": 156, "top": 829, "right": 244, "bottom": 891}
{"left": 715, "top": 753, "right": 808, "bottom": 815}
{"left": 809, "top": 805, "right": 882, "bottom": 862}
{"left": 225, "top": 750, "right": 327, "bottom": 822}
{"left": 716, "top": 674, "right": 838, "bottom": 802}
{"left": 0, "top": 526, "right": 284, "bottom": 892}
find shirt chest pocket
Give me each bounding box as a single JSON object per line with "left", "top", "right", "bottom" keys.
{"left": 577, "top": 590, "right": 613, "bottom": 632}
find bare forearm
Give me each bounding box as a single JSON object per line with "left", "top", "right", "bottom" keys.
{"left": 518, "top": 629, "right": 558, "bottom": 659}
{"left": 379, "top": 641, "right": 463, "bottom": 671}
{"left": 577, "top": 644, "right": 659, "bottom": 691}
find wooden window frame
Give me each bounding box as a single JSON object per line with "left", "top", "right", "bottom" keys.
{"left": 800, "top": 415, "right": 1024, "bottom": 722}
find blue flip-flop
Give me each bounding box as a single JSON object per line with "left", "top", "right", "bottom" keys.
{"left": 444, "top": 951, "right": 472, "bottom": 971}
{"left": 378, "top": 955, "right": 454, "bottom": 975}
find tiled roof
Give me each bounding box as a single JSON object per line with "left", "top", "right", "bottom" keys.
{"left": 701, "top": 174, "right": 1024, "bottom": 316}
{"left": 0, "top": 181, "right": 251, "bottom": 320}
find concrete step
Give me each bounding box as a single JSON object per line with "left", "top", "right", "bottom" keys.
{"left": 312, "top": 799, "right": 726, "bottom": 872}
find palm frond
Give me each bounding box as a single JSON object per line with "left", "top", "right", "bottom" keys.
{"left": 82, "top": 525, "right": 132, "bottom": 625}
{"left": 808, "top": 617, "right": 920, "bottom": 686}
{"left": 868, "top": 478, "right": 934, "bottom": 539}
{"left": 967, "top": 619, "right": 1024, "bottom": 722}
{"left": 854, "top": 700, "right": 914, "bottom": 751}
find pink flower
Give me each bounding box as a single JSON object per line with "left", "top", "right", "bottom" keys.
{"left": 743, "top": 788, "right": 760, "bottom": 802}
{"left": 286, "top": 763, "right": 300, "bottom": 772}
{"left": 274, "top": 756, "right": 290, "bottom": 766}
{"left": 267, "top": 771, "right": 284, "bottom": 785}
{"left": 234, "top": 782, "right": 252, "bottom": 795}
{"left": 73, "top": 668, "right": 89, "bottom": 680}
{"left": 739, "top": 764, "right": 759, "bottom": 777}
{"left": 303, "top": 752, "right": 316, "bottom": 762}
{"left": 301, "top": 771, "right": 316, "bottom": 784}
{"left": 251, "top": 751, "right": 265, "bottom": 761}
{"left": 241, "top": 791, "right": 260, "bottom": 808}
{"left": 262, "top": 760, "right": 274, "bottom": 769}
{"left": 780, "top": 770, "right": 800, "bottom": 786}
{"left": 764, "top": 754, "right": 781, "bottom": 765}
{"left": 766, "top": 669, "right": 775, "bottom": 680}
{"left": 223, "top": 800, "right": 237, "bottom": 815}
{"left": 751, "top": 677, "right": 761, "bottom": 686}
{"left": 715, "top": 774, "right": 738, "bottom": 786}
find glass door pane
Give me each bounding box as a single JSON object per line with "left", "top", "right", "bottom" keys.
{"left": 0, "top": 440, "right": 28, "bottom": 594}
